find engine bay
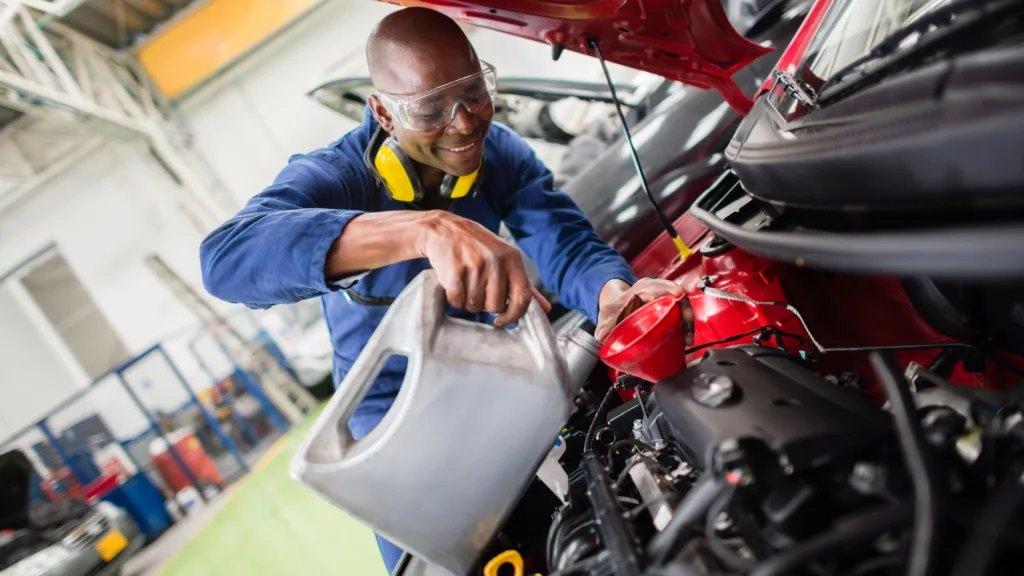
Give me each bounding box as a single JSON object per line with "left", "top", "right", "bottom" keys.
{"left": 444, "top": 226, "right": 1024, "bottom": 576}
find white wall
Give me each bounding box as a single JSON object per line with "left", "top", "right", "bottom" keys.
{"left": 0, "top": 137, "right": 239, "bottom": 443}
{"left": 0, "top": 285, "right": 84, "bottom": 434}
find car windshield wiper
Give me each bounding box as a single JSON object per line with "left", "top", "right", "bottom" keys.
{"left": 816, "top": 0, "right": 1007, "bottom": 103}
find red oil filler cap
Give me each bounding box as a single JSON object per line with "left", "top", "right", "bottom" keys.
{"left": 600, "top": 293, "right": 690, "bottom": 382}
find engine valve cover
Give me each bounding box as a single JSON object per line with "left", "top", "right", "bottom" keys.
{"left": 654, "top": 347, "right": 889, "bottom": 472}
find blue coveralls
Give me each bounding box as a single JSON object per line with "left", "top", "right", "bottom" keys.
{"left": 199, "top": 108, "right": 636, "bottom": 573}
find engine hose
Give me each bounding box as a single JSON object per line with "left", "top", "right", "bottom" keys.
{"left": 547, "top": 550, "right": 610, "bottom": 576}
{"left": 647, "top": 472, "right": 726, "bottom": 565}
{"left": 705, "top": 486, "right": 757, "bottom": 572}
{"left": 949, "top": 470, "right": 1024, "bottom": 576}
{"left": 871, "top": 352, "right": 944, "bottom": 576}
{"left": 584, "top": 385, "right": 620, "bottom": 454}
{"left": 749, "top": 502, "right": 913, "bottom": 576}
{"left": 556, "top": 521, "right": 600, "bottom": 572}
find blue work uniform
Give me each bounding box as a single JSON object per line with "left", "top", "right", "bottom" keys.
{"left": 199, "top": 107, "right": 636, "bottom": 572}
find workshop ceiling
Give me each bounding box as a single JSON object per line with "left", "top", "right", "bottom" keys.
{"left": 59, "top": 0, "right": 195, "bottom": 49}
{"left": 0, "top": 107, "right": 19, "bottom": 132}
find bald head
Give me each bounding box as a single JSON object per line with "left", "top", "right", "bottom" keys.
{"left": 366, "top": 7, "right": 479, "bottom": 95}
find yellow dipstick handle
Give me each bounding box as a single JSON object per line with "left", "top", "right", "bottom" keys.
{"left": 672, "top": 235, "right": 692, "bottom": 260}
{"left": 483, "top": 550, "right": 523, "bottom": 576}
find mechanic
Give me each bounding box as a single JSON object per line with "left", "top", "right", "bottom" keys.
{"left": 199, "top": 6, "right": 685, "bottom": 572}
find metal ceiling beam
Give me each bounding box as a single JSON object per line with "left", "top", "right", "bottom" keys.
{"left": 0, "top": 0, "right": 235, "bottom": 230}
{"left": 0, "top": 133, "right": 102, "bottom": 214}
{"left": 17, "top": 0, "right": 88, "bottom": 18}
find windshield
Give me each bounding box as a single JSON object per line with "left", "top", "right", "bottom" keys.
{"left": 796, "top": 0, "right": 951, "bottom": 89}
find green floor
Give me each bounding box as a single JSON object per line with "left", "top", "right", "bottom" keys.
{"left": 160, "top": 406, "right": 388, "bottom": 576}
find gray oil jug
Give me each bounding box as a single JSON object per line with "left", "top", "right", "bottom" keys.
{"left": 290, "top": 270, "right": 599, "bottom": 576}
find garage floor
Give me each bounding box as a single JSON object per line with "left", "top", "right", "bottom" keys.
{"left": 126, "top": 405, "right": 387, "bottom": 576}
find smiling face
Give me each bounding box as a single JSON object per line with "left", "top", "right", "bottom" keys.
{"left": 366, "top": 9, "right": 493, "bottom": 188}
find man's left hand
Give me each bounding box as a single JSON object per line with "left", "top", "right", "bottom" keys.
{"left": 594, "top": 278, "right": 694, "bottom": 343}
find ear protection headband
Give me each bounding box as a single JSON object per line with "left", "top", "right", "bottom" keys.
{"left": 364, "top": 127, "right": 483, "bottom": 204}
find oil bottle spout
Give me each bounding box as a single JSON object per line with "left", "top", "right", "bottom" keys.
{"left": 557, "top": 315, "right": 602, "bottom": 395}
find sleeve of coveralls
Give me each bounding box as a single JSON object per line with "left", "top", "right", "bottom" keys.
{"left": 495, "top": 126, "right": 637, "bottom": 323}
{"left": 199, "top": 154, "right": 364, "bottom": 309}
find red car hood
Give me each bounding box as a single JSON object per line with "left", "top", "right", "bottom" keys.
{"left": 376, "top": 0, "right": 773, "bottom": 114}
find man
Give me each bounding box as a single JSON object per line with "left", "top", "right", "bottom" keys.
{"left": 200, "top": 7, "right": 683, "bottom": 572}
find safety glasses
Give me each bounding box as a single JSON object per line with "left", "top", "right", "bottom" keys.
{"left": 377, "top": 62, "right": 497, "bottom": 132}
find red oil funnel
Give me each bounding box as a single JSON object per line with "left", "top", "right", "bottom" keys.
{"left": 600, "top": 293, "right": 689, "bottom": 382}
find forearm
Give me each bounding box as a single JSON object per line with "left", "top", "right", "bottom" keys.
{"left": 324, "top": 211, "right": 434, "bottom": 280}
{"left": 201, "top": 207, "right": 358, "bottom": 307}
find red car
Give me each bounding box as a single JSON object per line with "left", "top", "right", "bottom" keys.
{"left": 298, "top": 1, "right": 1024, "bottom": 575}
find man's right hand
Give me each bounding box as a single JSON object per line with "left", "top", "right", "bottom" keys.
{"left": 417, "top": 211, "right": 537, "bottom": 327}
{"left": 326, "top": 209, "right": 548, "bottom": 327}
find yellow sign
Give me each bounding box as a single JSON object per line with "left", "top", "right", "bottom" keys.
{"left": 137, "top": 0, "right": 323, "bottom": 98}
{"left": 95, "top": 530, "right": 128, "bottom": 562}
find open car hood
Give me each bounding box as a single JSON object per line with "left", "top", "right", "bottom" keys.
{"left": 374, "top": 0, "right": 773, "bottom": 113}
{"left": 0, "top": 450, "right": 32, "bottom": 531}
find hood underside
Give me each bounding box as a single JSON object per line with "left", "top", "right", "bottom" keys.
{"left": 376, "top": 0, "right": 773, "bottom": 114}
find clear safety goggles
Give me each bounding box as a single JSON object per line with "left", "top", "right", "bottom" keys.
{"left": 378, "top": 62, "right": 497, "bottom": 132}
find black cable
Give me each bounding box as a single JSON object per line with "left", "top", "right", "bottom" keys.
{"left": 688, "top": 323, "right": 1024, "bottom": 381}
{"left": 828, "top": 343, "right": 1024, "bottom": 380}
{"left": 647, "top": 472, "right": 726, "bottom": 565}
{"left": 750, "top": 503, "right": 913, "bottom": 576}
{"left": 626, "top": 492, "right": 676, "bottom": 520}
{"left": 870, "top": 352, "right": 943, "bottom": 576}
{"left": 950, "top": 469, "right": 1024, "bottom": 576}
{"left": 584, "top": 384, "right": 620, "bottom": 454}
{"left": 606, "top": 439, "right": 656, "bottom": 470}
{"left": 705, "top": 485, "right": 758, "bottom": 572}
{"left": 685, "top": 326, "right": 772, "bottom": 355}
{"left": 561, "top": 518, "right": 597, "bottom": 546}
{"left": 586, "top": 38, "right": 686, "bottom": 257}
{"left": 614, "top": 456, "right": 655, "bottom": 490}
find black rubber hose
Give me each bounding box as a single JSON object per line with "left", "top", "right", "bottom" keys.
{"left": 871, "top": 352, "right": 944, "bottom": 576}
{"left": 950, "top": 470, "right": 1024, "bottom": 576}
{"left": 647, "top": 472, "right": 726, "bottom": 565}
{"left": 749, "top": 502, "right": 913, "bottom": 576}
{"left": 548, "top": 550, "right": 610, "bottom": 576}
{"left": 705, "top": 485, "right": 757, "bottom": 572}
{"left": 556, "top": 520, "right": 600, "bottom": 571}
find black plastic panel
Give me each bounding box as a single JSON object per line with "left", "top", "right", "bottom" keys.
{"left": 727, "top": 44, "right": 1024, "bottom": 212}
{"left": 654, "top": 347, "right": 889, "bottom": 472}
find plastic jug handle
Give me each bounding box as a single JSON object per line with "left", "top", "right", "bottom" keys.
{"left": 295, "top": 269, "right": 555, "bottom": 466}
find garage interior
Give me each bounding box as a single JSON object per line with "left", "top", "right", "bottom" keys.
{"left": 4, "top": 1, "right": 1023, "bottom": 576}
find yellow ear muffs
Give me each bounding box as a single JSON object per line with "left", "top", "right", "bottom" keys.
{"left": 440, "top": 163, "right": 482, "bottom": 199}
{"left": 365, "top": 127, "right": 484, "bottom": 203}
{"left": 374, "top": 136, "right": 422, "bottom": 203}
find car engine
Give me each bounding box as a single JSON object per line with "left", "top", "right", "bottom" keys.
{"left": 463, "top": 331, "right": 1024, "bottom": 576}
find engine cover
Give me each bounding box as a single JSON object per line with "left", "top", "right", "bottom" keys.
{"left": 654, "top": 347, "right": 890, "bottom": 472}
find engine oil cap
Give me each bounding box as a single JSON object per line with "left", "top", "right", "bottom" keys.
{"left": 691, "top": 373, "right": 735, "bottom": 408}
